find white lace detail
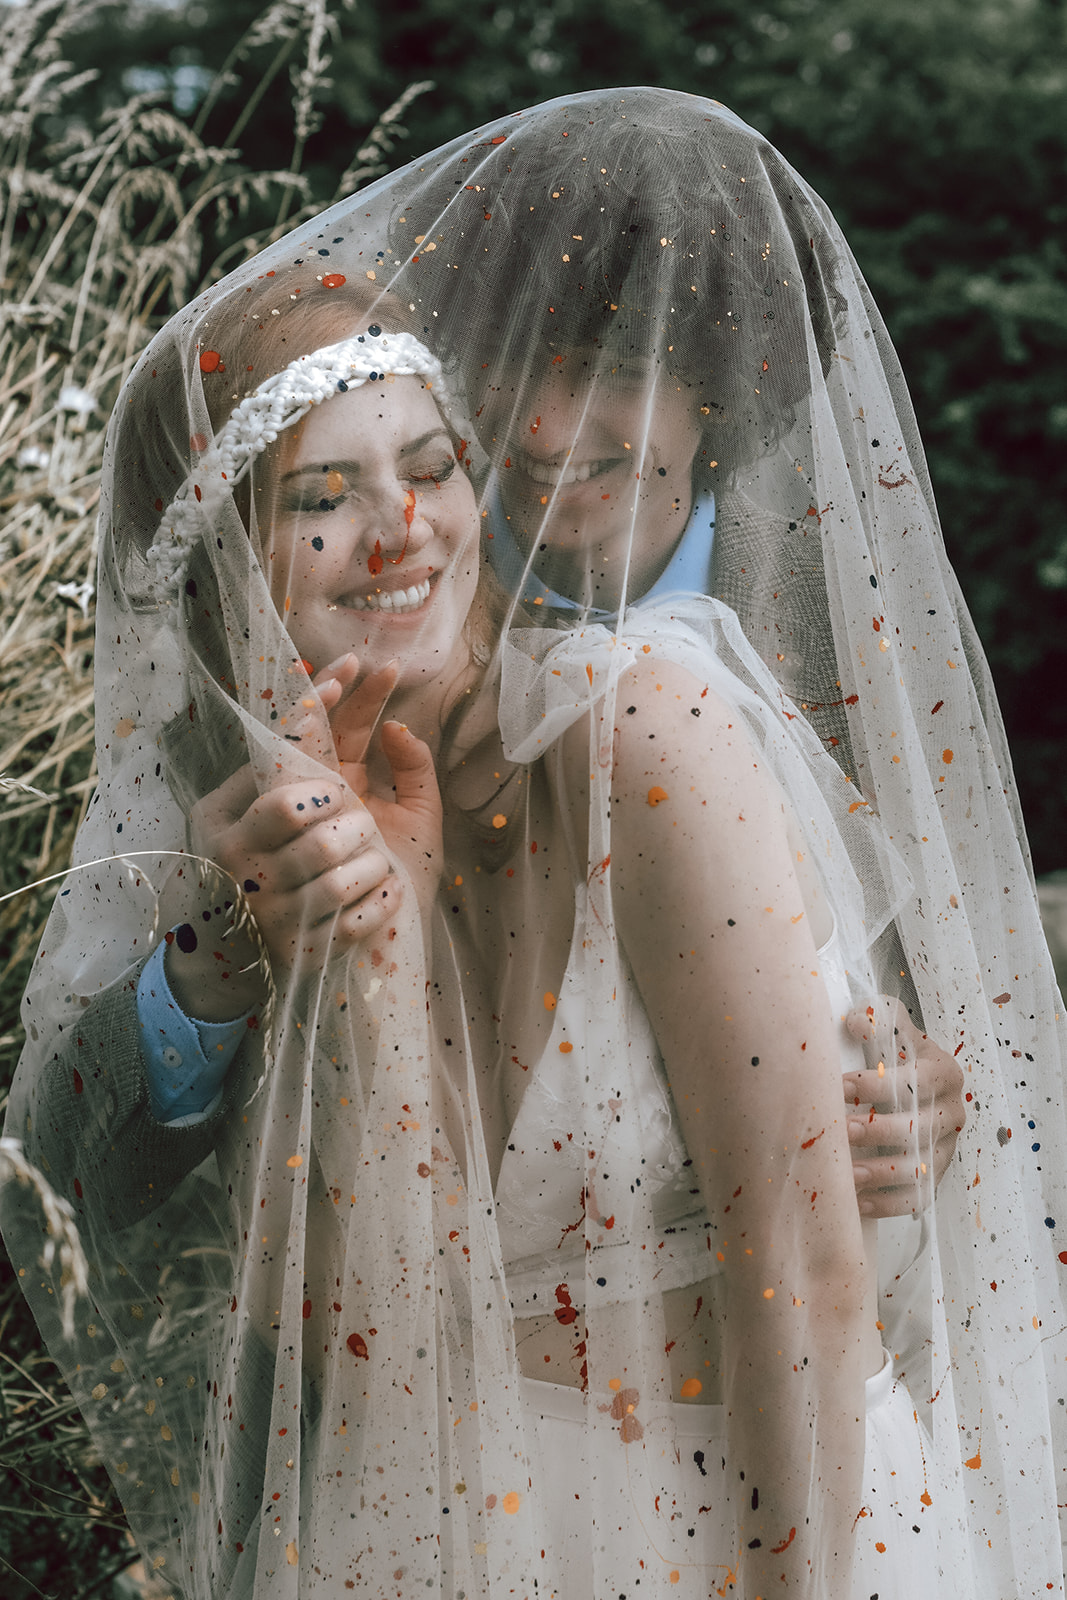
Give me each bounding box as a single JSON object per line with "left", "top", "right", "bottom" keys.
{"left": 146, "top": 329, "right": 443, "bottom": 592}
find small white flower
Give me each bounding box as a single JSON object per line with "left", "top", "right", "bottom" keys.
{"left": 58, "top": 385, "right": 97, "bottom": 415}
{"left": 16, "top": 444, "right": 50, "bottom": 470}
{"left": 55, "top": 580, "right": 94, "bottom": 619}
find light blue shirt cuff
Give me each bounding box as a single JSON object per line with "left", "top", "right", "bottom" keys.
{"left": 137, "top": 937, "right": 251, "bottom": 1125}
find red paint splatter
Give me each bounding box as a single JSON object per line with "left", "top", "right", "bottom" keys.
{"left": 800, "top": 1128, "right": 825, "bottom": 1150}
{"left": 347, "top": 1332, "right": 369, "bottom": 1360}
{"left": 770, "top": 1527, "right": 797, "bottom": 1555}
{"left": 368, "top": 540, "right": 384, "bottom": 576}
{"left": 321, "top": 273, "right": 346, "bottom": 288}
{"left": 73, "top": 1177, "right": 83, "bottom": 1199}
{"left": 417, "top": 1162, "right": 431, "bottom": 1178}
{"left": 992, "top": 992, "right": 1011, "bottom": 1005}
{"left": 302, "top": 1299, "right": 312, "bottom": 1319}
{"left": 193, "top": 484, "right": 202, "bottom": 502}
{"left": 199, "top": 350, "right": 221, "bottom": 373}
{"left": 72, "top": 1068, "right": 83, "bottom": 1095}
{"left": 530, "top": 416, "right": 541, "bottom": 435}
{"left": 554, "top": 1284, "right": 578, "bottom": 1326}
{"left": 931, "top": 700, "right": 944, "bottom": 714}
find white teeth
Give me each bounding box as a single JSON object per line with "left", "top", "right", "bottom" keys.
{"left": 523, "top": 457, "right": 604, "bottom": 487}
{"left": 347, "top": 578, "right": 431, "bottom": 613}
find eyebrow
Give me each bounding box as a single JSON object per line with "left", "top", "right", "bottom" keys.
{"left": 280, "top": 427, "right": 453, "bottom": 482}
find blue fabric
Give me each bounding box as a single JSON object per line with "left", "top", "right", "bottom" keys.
{"left": 137, "top": 937, "right": 250, "bottom": 1125}
{"left": 484, "top": 473, "right": 715, "bottom": 621}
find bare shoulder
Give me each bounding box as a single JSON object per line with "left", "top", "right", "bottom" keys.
{"left": 610, "top": 654, "right": 780, "bottom": 817}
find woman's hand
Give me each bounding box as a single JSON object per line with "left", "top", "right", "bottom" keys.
{"left": 326, "top": 654, "right": 444, "bottom": 926}
{"left": 843, "top": 998, "right": 966, "bottom": 1217}
{"left": 161, "top": 655, "right": 440, "bottom": 1020}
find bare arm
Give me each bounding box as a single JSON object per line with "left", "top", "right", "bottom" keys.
{"left": 597, "top": 657, "right": 872, "bottom": 1596}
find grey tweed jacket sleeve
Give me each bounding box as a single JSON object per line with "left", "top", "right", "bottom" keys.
{"left": 20, "top": 964, "right": 247, "bottom": 1232}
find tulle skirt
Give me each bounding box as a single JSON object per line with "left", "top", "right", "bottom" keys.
{"left": 521, "top": 1352, "right": 936, "bottom": 1598}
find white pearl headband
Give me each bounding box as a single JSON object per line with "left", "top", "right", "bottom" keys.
{"left": 146, "top": 327, "right": 445, "bottom": 593}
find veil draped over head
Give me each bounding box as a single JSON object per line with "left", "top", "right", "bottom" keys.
{"left": 3, "top": 87, "right": 1065, "bottom": 1600}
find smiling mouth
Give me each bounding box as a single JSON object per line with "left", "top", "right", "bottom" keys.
{"left": 517, "top": 456, "right": 620, "bottom": 488}
{"left": 344, "top": 578, "right": 432, "bottom": 613}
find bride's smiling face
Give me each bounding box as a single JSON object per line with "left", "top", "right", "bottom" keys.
{"left": 264, "top": 376, "right": 481, "bottom": 687}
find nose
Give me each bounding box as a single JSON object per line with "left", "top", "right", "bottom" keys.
{"left": 356, "top": 484, "right": 434, "bottom": 573}
{"left": 517, "top": 374, "right": 600, "bottom": 460}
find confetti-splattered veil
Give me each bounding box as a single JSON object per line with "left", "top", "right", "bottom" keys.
{"left": 3, "top": 88, "right": 1065, "bottom": 1598}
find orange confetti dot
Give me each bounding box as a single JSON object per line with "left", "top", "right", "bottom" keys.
{"left": 199, "top": 349, "right": 221, "bottom": 372}
{"left": 286, "top": 1154, "right": 303, "bottom": 1168}
{"left": 559, "top": 1041, "right": 573, "bottom": 1053}
{"left": 544, "top": 992, "right": 556, "bottom": 1010}
{"left": 875, "top": 1541, "right": 887, "bottom": 1554}
{"left": 502, "top": 1491, "right": 521, "bottom": 1514}
{"left": 326, "top": 469, "right": 345, "bottom": 495}
{"left": 586, "top": 662, "right": 594, "bottom": 686}
{"left": 942, "top": 748, "right": 954, "bottom": 764}
{"left": 921, "top": 1490, "right": 933, "bottom": 1506}
{"left": 647, "top": 786, "right": 668, "bottom": 807}
{"left": 608, "top": 1377, "right": 622, "bottom": 1392}
{"left": 492, "top": 813, "right": 507, "bottom": 828}
{"left": 641, "top": 643, "right": 652, "bottom": 654}
{"left": 321, "top": 273, "right": 346, "bottom": 288}
{"left": 965, "top": 1451, "right": 982, "bottom": 1470}
{"left": 762, "top": 1287, "right": 775, "bottom": 1299}
{"left": 669, "top": 1572, "right": 681, "bottom": 1584}
{"left": 679, "top": 1377, "right": 703, "bottom": 1398}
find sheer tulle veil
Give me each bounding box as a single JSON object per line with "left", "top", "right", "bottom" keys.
{"left": 2, "top": 87, "right": 1064, "bottom": 1599}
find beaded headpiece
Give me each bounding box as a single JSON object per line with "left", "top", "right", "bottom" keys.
{"left": 146, "top": 327, "right": 444, "bottom": 592}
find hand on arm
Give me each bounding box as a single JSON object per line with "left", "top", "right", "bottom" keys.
{"left": 843, "top": 997, "right": 966, "bottom": 1217}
